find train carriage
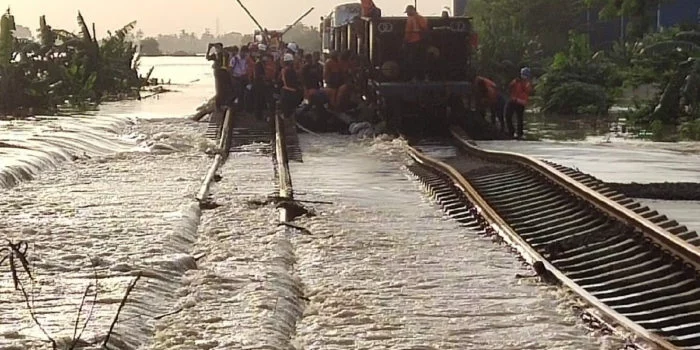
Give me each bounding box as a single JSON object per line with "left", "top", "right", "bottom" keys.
{"left": 321, "top": 4, "right": 477, "bottom": 135}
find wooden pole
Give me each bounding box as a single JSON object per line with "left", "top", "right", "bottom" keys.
{"left": 235, "top": 0, "right": 265, "bottom": 34}
{"left": 282, "top": 8, "right": 315, "bottom": 36}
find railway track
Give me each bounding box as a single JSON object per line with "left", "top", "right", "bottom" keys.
{"left": 206, "top": 109, "right": 302, "bottom": 162}
{"left": 202, "top": 106, "right": 301, "bottom": 219}
{"left": 406, "top": 126, "right": 700, "bottom": 350}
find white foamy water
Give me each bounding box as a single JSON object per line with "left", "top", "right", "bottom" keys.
{"left": 0, "top": 119, "right": 212, "bottom": 349}
{"left": 0, "top": 56, "right": 215, "bottom": 190}
{"left": 151, "top": 151, "right": 299, "bottom": 349}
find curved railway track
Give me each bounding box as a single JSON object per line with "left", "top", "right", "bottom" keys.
{"left": 406, "top": 126, "right": 700, "bottom": 350}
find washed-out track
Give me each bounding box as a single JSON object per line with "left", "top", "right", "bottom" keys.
{"left": 406, "top": 127, "right": 700, "bottom": 350}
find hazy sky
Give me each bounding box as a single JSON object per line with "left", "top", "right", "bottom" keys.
{"left": 7, "top": 0, "right": 453, "bottom": 37}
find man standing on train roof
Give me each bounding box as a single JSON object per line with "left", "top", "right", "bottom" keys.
{"left": 361, "top": 0, "right": 381, "bottom": 18}
{"left": 475, "top": 76, "right": 506, "bottom": 133}
{"left": 505, "top": 67, "right": 534, "bottom": 140}
{"left": 403, "top": 4, "right": 429, "bottom": 81}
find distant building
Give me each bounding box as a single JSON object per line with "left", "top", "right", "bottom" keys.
{"left": 586, "top": 0, "right": 699, "bottom": 49}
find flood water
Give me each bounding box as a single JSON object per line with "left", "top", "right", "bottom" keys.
{"left": 0, "top": 56, "right": 698, "bottom": 349}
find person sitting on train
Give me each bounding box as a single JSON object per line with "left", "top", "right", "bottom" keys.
{"left": 323, "top": 51, "right": 344, "bottom": 110}
{"left": 403, "top": 5, "right": 429, "bottom": 81}
{"left": 505, "top": 67, "right": 534, "bottom": 140}
{"left": 475, "top": 76, "right": 507, "bottom": 133}
{"left": 281, "top": 53, "right": 303, "bottom": 119}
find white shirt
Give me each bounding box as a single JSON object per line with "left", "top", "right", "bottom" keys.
{"left": 230, "top": 54, "right": 248, "bottom": 78}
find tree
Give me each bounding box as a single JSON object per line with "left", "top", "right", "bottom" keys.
{"left": 14, "top": 24, "right": 32, "bottom": 39}
{"left": 466, "top": 0, "right": 583, "bottom": 85}
{"left": 593, "top": 0, "right": 668, "bottom": 39}
{"left": 140, "top": 37, "right": 161, "bottom": 55}
{"left": 282, "top": 24, "right": 321, "bottom": 52}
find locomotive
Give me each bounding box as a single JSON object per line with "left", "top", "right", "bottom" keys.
{"left": 320, "top": 2, "right": 477, "bottom": 135}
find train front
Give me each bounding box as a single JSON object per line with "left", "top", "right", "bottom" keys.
{"left": 367, "top": 16, "right": 476, "bottom": 136}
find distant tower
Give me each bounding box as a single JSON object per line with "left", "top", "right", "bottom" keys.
{"left": 216, "top": 17, "right": 220, "bottom": 36}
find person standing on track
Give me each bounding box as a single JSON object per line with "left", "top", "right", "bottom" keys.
{"left": 280, "top": 53, "right": 303, "bottom": 119}
{"left": 229, "top": 46, "right": 248, "bottom": 110}
{"left": 475, "top": 76, "right": 506, "bottom": 132}
{"left": 403, "top": 4, "right": 428, "bottom": 81}
{"left": 253, "top": 43, "right": 275, "bottom": 121}
{"left": 505, "top": 67, "right": 534, "bottom": 139}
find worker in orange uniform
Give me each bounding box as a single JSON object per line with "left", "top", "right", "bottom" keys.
{"left": 361, "top": 0, "right": 381, "bottom": 18}
{"left": 335, "top": 51, "right": 353, "bottom": 112}
{"left": 403, "top": 5, "right": 428, "bottom": 81}
{"left": 323, "top": 51, "right": 343, "bottom": 110}
{"left": 505, "top": 67, "right": 534, "bottom": 139}
{"left": 254, "top": 47, "right": 279, "bottom": 121}
{"left": 280, "top": 53, "right": 303, "bottom": 119}
{"left": 475, "top": 76, "right": 506, "bottom": 132}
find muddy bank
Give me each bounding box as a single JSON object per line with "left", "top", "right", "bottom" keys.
{"left": 0, "top": 119, "right": 213, "bottom": 349}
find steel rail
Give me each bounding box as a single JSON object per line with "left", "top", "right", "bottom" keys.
{"left": 448, "top": 126, "right": 700, "bottom": 269}
{"left": 197, "top": 108, "right": 234, "bottom": 202}
{"left": 405, "top": 127, "right": 685, "bottom": 350}
{"left": 274, "top": 112, "right": 294, "bottom": 222}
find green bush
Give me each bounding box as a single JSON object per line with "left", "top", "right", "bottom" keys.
{"left": 538, "top": 32, "right": 621, "bottom": 115}
{"left": 0, "top": 11, "right": 142, "bottom": 116}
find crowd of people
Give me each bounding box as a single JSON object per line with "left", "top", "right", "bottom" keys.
{"left": 208, "top": 1, "right": 533, "bottom": 138}
{"left": 220, "top": 39, "right": 364, "bottom": 126}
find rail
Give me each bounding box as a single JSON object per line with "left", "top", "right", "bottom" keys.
{"left": 405, "top": 126, "right": 698, "bottom": 350}
{"left": 196, "top": 108, "right": 234, "bottom": 202}
{"left": 447, "top": 126, "right": 700, "bottom": 268}
{"left": 274, "top": 111, "right": 294, "bottom": 222}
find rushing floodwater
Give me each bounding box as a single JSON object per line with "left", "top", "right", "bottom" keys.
{"left": 0, "top": 56, "right": 698, "bottom": 349}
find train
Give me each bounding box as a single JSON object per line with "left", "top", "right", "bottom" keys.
{"left": 320, "top": 2, "right": 479, "bottom": 136}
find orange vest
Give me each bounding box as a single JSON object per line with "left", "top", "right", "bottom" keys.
{"left": 404, "top": 14, "right": 428, "bottom": 43}
{"left": 264, "top": 60, "right": 277, "bottom": 82}
{"left": 245, "top": 56, "right": 255, "bottom": 80}
{"left": 476, "top": 76, "right": 498, "bottom": 105}
{"left": 361, "top": 0, "right": 378, "bottom": 17}
{"left": 509, "top": 78, "right": 533, "bottom": 106}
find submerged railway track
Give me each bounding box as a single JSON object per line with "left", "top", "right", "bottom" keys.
{"left": 406, "top": 126, "right": 700, "bottom": 350}
{"left": 202, "top": 105, "right": 700, "bottom": 348}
